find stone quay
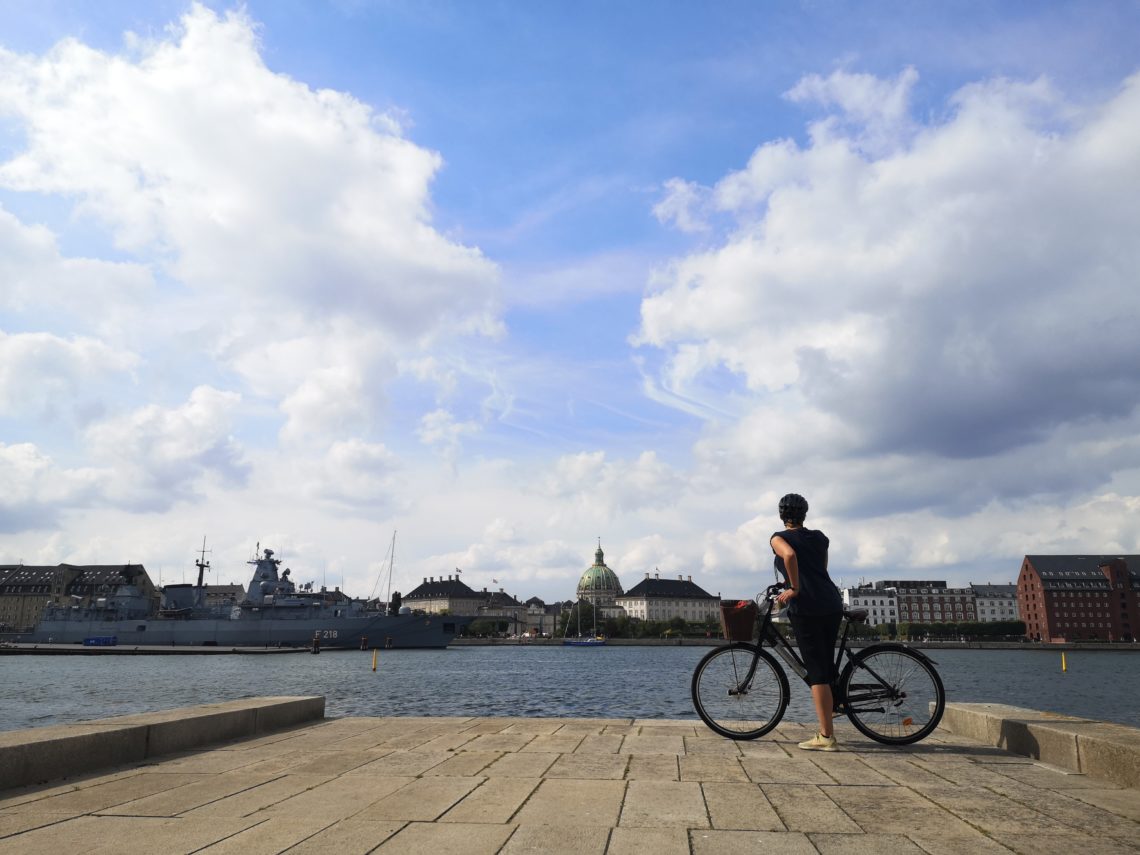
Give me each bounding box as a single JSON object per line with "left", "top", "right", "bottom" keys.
{"left": 1, "top": 698, "right": 1137, "bottom": 854}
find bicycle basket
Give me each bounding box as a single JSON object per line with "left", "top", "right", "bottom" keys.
{"left": 720, "top": 600, "right": 759, "bottom": 641}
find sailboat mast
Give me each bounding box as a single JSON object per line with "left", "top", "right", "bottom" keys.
{"left": 385, "top": 530, "right": 396, "bottom": 605}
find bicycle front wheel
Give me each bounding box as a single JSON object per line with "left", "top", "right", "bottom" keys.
{"left": 691, "top": 643, "right": 789, "bottom": 740}
{"left": 841, "top": 644, "right": 945, "bottom": 744}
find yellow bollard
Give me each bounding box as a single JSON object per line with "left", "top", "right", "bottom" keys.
{"left": 372, "top": 649, "right": 378, "bottom": 671}
{"left": 1061, "top": 651, "right": 1067, "bottom": 672}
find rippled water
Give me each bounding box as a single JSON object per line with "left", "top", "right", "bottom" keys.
{"left": 2, "top": 646, "right": 1137, "bottom": 732}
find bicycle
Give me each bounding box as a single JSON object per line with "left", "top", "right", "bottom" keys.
{"left": 691, "top": 583, "right": 945, "bottom": 744}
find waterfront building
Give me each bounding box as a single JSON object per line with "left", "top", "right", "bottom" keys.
{"left": 0, "top": 563, "right": 157, "bottom": 632}
{"left": 971, "top": 583, "right": 1020, "bottom": 622}
{"left": 576, "top": 543, "right": 627, "bottom": 618}
{"left": 477, "top": 589, "right": 527, "bottom": 633}
{"left": 615, "top": 571, "right": 720, "bottom": 624}
{"left": 402, "top": 574, "right": 485, "bottom": 615}
{"left": 841, "top": 587, "right": 897, "bottom": 626}
{"left": 1018, "top": 555, "right": 1140, "bottom": 642}
{"left": 522, "top": 597, "right": 560, "bottom": 637}
{"left": 874, "top": 580, "right": 976, "bottom": 624}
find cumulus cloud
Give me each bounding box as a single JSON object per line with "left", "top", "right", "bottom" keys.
{"left": 544, "top": 450, "right": 686, "bottom": 517}
{"left": 642, "top": 68, "right": 1140, "bottom": 526}
{"left": 0, "top": 206, "right": 153, "bottom": 321}
{"left": 0, "top": 3, "right": 498, "bottom": 337}
{"left": 305, "top": 438, "right": 402, "bottom": 512}
{"left": 85, "top": 386, "right": 248, "bottom": 510}
{"left": 0, "top": 331, "right": 138, "bottom": 422}
{"left": 0, "top": 442, "right": 106, "bottom": 532}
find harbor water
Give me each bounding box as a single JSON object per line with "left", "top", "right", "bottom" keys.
{"left": 3, "top": 646, "right": 1138, "bottom": 733}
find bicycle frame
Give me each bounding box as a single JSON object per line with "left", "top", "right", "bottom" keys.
{"left": 737, "top": 590, "right": 899, "bottom": 711}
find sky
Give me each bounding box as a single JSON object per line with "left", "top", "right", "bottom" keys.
{"left": 1, "top": 1, "right": 1139, "bottom": 604}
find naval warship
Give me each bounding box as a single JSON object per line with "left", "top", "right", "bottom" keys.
{"left": 26, "top": 547, "right": 468, "bottom": 649}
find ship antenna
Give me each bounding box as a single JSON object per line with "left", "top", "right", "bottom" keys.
{"left": 195, "top": 536, "right": 212, "bottom": 607}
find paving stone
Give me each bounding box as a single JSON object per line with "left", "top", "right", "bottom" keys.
{"left": 625, "top": 755, "right": 678, "bottom": 781}
{"left": 482, "top": 752, "right": 558, "bottom": 778}
{"left": 463, "top": 733, "right": 538, "bottom": 753}
{"left": 353, "top": 776, "right": 483, "bottom": 821}
{"left": 545, "top": 753, "right": 628, "bottom": 780}
{"left": 513, "top": 779, "right": 625, "bottom": 827}
{"left": 798, "top": 752, "right": 897, "bottom": 786}
{"left": 760, "top": 783, "right": 861, "bottom": 833}
{"left": 904, "top": 830, "right": 1017, "bottom": 855}
{"left": 620, "top": 735, "right": 685, "bottom": 755}
{"left": 680, "top": 755, "right": 748, "bottom": 782}
{"left": 422, "top": 751, "right": 501, "bottom": 777}
{"left": 683, "top": 736, "right": 743, "bottom": 756}
{"left": 821, "top": 784, "right": 977, "bottom": 835}
{"left": 989, "top": 831, "right": 1140, "bottom": 855}
{"left": 606, "top": 826, "right": 689, "bottom": 855}
{"left": 501, "top": 721, "right": 566, "bottom": 736}
{"left": 575, "top": 734, "right": 625, "bottom": 753}
{"left": 283, "top": 818, "right": 405, "bottom": 854}
{"left": 438, "top": 778, "right": 540, "bottom": 824}
{"left": 636, "top": 724, "right": 700, "bottom": 736}
{"left": 689, "top": 829, "right": 818, "bottom": 854}
{"left": 0, "top": 771, "right": 206, "bottom": 816}
{"left": 914, "top": 783, "right": 1073, "bottom": 835}
{"left": 255, "top": 774, "right": 413, "bottom": 819}
{"left": 174, "top": 774, "right": 334, "bottom": 817}
{"left": 96, "top": 773, "right": 283, "bottom": 817}
{"left": 978, "top": 774, "right": 1140, "bottom": 840}
{"left": 857, "top": 756, "right": 956, "bottom": 788}
{"left": 0, "top": 815, "right": 261, "bottom": 855}
{"left": 702, "top": 782, "right": 783, "bottom": 831}
{"left": 1066, "top": 788, "right": 1140, "bottom": 823}
{"left": 500, "top": 823, "right": 609, "bottom": 854}
{"left": 521, "top": 735, "right": 585, "bottom": 753}
{"left": 809, "top": 831, "right": 927, "bottom": 854}
{"left": 372, "top": 819, "right": 514, "bottom": 854}
{"left": 345, "top": 749, "right": 452, "bottom": 776}
{"left": 414, "top": 730, "right": 483, "bottom": 752}
{"left": 740, "top": 755, "right": 837, "bottom": 785}
{"left": 191, "top": 816, "right": 338, "bottom": 853}
{"left": 738, "top": 740, "right": 791, "bottom": 759}
{"left": 619, "top": 781, "right": 707, "bottom": 828}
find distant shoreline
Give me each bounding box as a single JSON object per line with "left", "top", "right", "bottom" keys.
{"left": 452, "top": 637, "right": 1140, "bottom": 652}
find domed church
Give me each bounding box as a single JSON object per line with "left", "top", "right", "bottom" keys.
{"left": 577, "top": 542, "right": 625, "bottom": 615}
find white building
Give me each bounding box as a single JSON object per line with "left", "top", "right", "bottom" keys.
{"left": 615, "top": 571, "right": 720, "bottom": 624}
{"left": 971, "top": 583, "right": 1020, "bottom": 622}
{"left": 841, "top": 587, "right": 897, "bottom": 627}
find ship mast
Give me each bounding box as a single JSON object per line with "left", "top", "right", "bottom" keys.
{"left": 195, "top": 536, "right": 212, "bottom": 607}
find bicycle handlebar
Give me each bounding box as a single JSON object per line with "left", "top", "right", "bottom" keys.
{"left": 759, "top": 582, "right": 788, "bottom": 601}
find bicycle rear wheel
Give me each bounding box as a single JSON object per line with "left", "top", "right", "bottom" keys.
{"left": 841, "top": 644, "right": 945, "bottom": 744}
{"left": 691, "top": 643, "right": 789, "bottom": 740}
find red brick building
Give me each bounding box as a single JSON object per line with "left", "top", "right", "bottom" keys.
{"left": 1017, "top": 555, "right": 1140, "bottom": 642}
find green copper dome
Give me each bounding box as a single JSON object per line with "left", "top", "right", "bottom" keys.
{"left": 577, "top": 543, "right": 624, "bottom": 600}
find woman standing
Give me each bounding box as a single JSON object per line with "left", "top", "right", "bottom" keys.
{"left": 771, "top": 493, "right": 844, "bottom": 750}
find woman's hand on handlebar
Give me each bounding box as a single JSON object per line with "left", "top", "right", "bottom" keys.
{"left": 774, "top": 585, "right": 798, "bottom": 606}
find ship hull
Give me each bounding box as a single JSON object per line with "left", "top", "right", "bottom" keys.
{"left": 25, "top": 611, "right": 467, "bottom": 649}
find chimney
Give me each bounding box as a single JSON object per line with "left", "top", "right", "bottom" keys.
{"left": 678, "top": 575, "right": 683, "bottom": 581}
{"left": 687, "top": 575, "right": 692, "bottom": 582}
{"left": 655, "top": 572, "right": 659, "bottom": 580}
{"left": 423, "top": 577, "right": 427, "bottom": 584}
{"left": 645, "top": 572, "right": 650, "bottom": 579}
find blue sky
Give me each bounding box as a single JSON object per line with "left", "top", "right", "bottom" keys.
{"left": 1, "top": 1, "right": 1139, "bottom": 602}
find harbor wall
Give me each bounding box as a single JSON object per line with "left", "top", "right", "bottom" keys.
{"left": 0, "top": 695, "right": 324, "bottom": 791}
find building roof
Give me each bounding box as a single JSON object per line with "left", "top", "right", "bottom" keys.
{"left": 1024, "top": 555, "right": 1140, "bottom": 590}
{"left": 971, "top": 584, "right": 1017, "bottom": 597}
{"left": 405, "top": 576, "right": 480, "bottom": 599}
{"left": 577, "top": 545, "right": 623, "bottom": 596}
{"left": 0, "top": 564, "right": 149, "bottom": 592}
{"left": 620, "top": 576, "right": 717, "bottom": 600}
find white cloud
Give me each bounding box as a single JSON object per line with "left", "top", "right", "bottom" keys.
{"left": 0, "top": 3, "right": 499, "bottom": 339}
{"left": 85, "top": 385, "right": 248, "bottom": 509}
{"left": 306, "top": 438, "right": 402, "bottom": 512}
{"left": 0, "top": 331, "right": 138, "bottom": 422}
{"left": 544, "top": 450, "right": 686, "bottom": 518}
{"left": 0, "top": 442, "right": 106, "bottom": 532}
